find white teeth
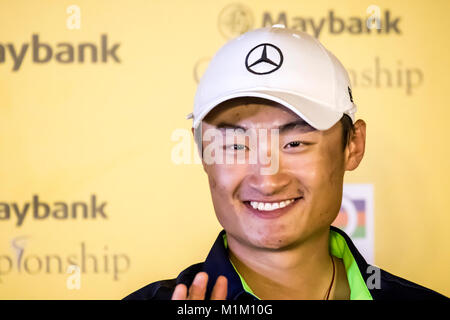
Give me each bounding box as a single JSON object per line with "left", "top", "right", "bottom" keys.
{"left": 249, "top": 199, "right": 296, "bottom": 211}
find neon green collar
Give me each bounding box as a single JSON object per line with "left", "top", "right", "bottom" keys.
{"left": 223, "top": 229, "right": 373, "bottom": 300}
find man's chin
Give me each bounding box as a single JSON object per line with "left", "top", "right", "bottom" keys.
{"left": 246, "top": 231, "right": 300, "bottom": 251}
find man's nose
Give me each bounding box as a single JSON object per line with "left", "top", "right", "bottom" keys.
{"left": 246, "top": 171, "right": 291, "bottom": 196}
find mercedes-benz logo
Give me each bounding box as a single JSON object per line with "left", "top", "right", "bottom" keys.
{"left": 245, "top": 43, "right": 283, "bottom": 75}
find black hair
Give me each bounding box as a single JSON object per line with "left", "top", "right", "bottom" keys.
{"left": 340, "top": 114, "right": 355, "bottom": 151}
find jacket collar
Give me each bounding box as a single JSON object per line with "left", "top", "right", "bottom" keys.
{"left": 202, "top": 226, "right": 372, "bottom": 300}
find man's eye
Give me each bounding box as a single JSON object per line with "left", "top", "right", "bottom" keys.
{"left": 228, "top": 144, "right": 247, "bottom": 150}
{"left": 284, "top": 141, "right": 303, "bottom": 148}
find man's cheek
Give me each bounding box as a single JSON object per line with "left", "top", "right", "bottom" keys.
{"left": 301, "top": 155, "right": 338, "bottom": 186}
{"left": 208, "top": 167, "right": 239, "bottom": 204}
{"left": 208, "top": 174, "right": 218, "bottom": 189}
{"left": 291, "top": 159, "right": 319, "bottom": 187}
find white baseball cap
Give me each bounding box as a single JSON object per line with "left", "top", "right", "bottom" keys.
{"left": 188, "top": 24, "right": 357, "bottom": 130}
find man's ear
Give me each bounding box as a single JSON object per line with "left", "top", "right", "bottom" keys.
{"left": 345, "top": 119, "right": 366, "bottom": 171}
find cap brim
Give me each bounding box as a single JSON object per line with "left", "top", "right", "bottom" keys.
{"left": 192, "top": 89, "right": 343, "bottom": 131}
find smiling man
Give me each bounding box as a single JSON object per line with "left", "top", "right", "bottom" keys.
{"left": 124, "top": 25, "right": 446, "bottom": 300}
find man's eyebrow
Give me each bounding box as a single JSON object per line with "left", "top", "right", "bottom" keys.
{"left": 278, "top": 119, "right": 316, "bottom": 133}
{"left": 214, "top": 122, "right": 247, "bottom": 132}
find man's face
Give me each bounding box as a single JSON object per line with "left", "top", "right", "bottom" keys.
{"left": 200, "top": 99, "right": 350, "bottom": 250}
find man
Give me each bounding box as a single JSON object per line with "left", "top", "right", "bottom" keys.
{"left": 124, "top": 25, "right": 446, "bottom": 300}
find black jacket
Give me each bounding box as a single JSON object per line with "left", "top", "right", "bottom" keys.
{"left": 124, "top": 226, "right": 447, "bottom": 300}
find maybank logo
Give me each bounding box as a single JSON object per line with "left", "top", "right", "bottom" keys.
{"left": 217, "top": 5, "right": 402, "bottom": 39}
{"left": 0, "top": 194, "right": 108, "bottom": 227}
{"left": 0, "top": 34, "right": 121, "bottom": 72}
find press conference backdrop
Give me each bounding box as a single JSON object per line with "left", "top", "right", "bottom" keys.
{"left": 0, "top": 0, "right": 449, "bottom": 299}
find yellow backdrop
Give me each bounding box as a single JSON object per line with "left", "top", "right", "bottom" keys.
{"left": 0, "top": 0, "right": 449, "bottom": 299}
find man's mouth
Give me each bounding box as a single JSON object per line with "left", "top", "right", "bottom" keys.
{"left": 243, "top": 197, "right": 302, "bottom": 212}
